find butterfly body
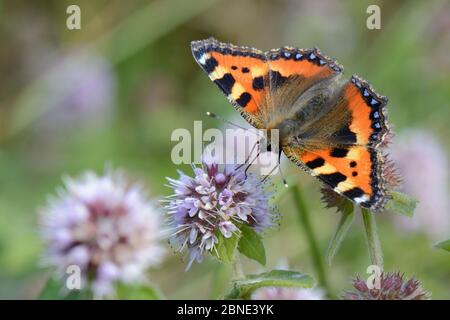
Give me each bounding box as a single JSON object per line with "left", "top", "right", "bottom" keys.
{"left": 191, "top": 38, "right": 390, "bottom": 211}
{"left": 268, "top": 74, "right": 346, "bottom": 145}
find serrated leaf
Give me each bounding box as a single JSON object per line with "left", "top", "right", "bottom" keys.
{"left": 434, "top": 239, "right": 450, "bottom": 252}
{"left": 214, "top": 232, "right": 239, "bottom": 264}
{"left": 225, "top": 269, "right": 314, "bottom": 300}
{"left": 238, "top": 225, "right": 266, "bottom": 266}
{"left": 326, "top": 201, "right": 354, "bottom": 265}
{"left": 116, "top": 283, "right": 164, "bottom": 300}
{"left": 385, "top": 191, "right": 417, "bottom": 217}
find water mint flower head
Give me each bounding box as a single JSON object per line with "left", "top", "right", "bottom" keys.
{"left": 343, "top": 271, "right": 430, "bottom": 300}
{"left": 39, "top": 169, "right": 165, "bottom": 298}
{"left": 165, "top": 154, "right": 276, "bottom": 270}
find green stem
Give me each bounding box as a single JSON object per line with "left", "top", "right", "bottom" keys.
{"left": 292, "top": 185, "right": 331, "bottom": 296}
{"left": 361, "top": 208, "right": 384, "bottom": 269}
{"left": 209, "top": 263, "right": 230, "bottom": 299}
{"left": 232, "top": 255, "right": 244, "bottom": 279}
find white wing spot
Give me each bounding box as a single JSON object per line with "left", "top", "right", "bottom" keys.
{"left": 198, "top": 53, "right": 210, "bottom": 65}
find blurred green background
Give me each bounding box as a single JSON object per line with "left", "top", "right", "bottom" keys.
{"left": 0, "top": 0, "right": 449, "bottom": 299}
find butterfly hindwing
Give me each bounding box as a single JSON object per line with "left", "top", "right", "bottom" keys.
{"left": 283, "top": 144, "right": 387, "bottom": 210}
{"left": 283, "top": 75, "right": 389, "bottom": 211}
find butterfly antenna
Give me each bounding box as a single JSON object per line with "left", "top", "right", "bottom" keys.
{"left": 278, "top": 163, "right": 289, "bottom": 188}
{"left": 260, "top": 155, "right": 288, "bottom": 187}
{"left": 206, "top": 112, "right": 262, "bottom": 138}
{"left": 244, "top": 150, "right": 261, "bottom": 176}
{"left": 261, "top": 164, "right": 278, "bottom": 183}
{"left": 236, "top": 139, "right": 260, "bottom": 170}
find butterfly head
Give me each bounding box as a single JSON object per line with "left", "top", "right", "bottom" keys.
{"left": 270, "top": 119, "right": 298, "bottom": 147}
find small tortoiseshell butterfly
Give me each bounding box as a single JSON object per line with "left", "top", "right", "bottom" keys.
{"left": 191, "top": 37, "right": 389, "bottom": 211}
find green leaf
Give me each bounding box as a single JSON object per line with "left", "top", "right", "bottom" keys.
{"left": 385, "top": 191, "right": 417, "bottom": 217}
{"left": 116, "top": 283, "right": 164, "bottom": 300}
{"left": 326, "top": 200, "right": 354, "bottom": 265}
{"left": 224, "top": 269, "right": 314, "bottom": 300}
{"left": 38, "top": 276, "right": 87, "bottom": 300}
{"left": 434, "top": 239, "right": 450, "bottom": 252}
{"left": 214, "top": 232, "right": 239, "bottom": 264}
{"left": 238, "top": 225, "right": 266, "bottom": 266}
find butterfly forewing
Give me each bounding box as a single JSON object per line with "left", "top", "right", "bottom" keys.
{"left": 191, "top": 38, "right": 269, "bottom": 128}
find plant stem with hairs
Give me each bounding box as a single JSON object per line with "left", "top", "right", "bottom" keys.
{"left": 361, "top": 208, "right": 384, "bottom": 269}
{"left": 292, "top": 185, "right": 331, "bottom": 297}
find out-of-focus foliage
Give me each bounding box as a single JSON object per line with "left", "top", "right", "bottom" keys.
{"left": 0, "top": 0, "right": 449, "bottom": 299}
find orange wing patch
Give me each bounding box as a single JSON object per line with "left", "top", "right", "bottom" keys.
{"left": 191, "top": 38, "right": 269, "bottom": 123}
{"left": 265, "top": 47, "right": 342, "bottom": 89}
{"left": 208, "top": 51, "right": 268, "bottom": 113}
{"left": 283, "top": 144, "right": 387, "bottom": 211}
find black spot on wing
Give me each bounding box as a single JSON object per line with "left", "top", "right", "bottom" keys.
{"left": 236, "top": 92, "right": 252, "bottom": 108}
{"left": 343, "top": 187, "right": 365, "bottom": 200}
{"left": 252, "top": 76, "right": 264, "bottom": 90}
{"left": 318, "top": 172, "right": 347, "bottom": 189}
{"left": 333, "top": 125, "right": 357, "bottom": 144}
{"left": 203, "top": 57, "right": 218, "bottom": 74}
{"left": 214, "top": 73, "right": 235, "bottom": 95}
{"left": 305, "top": 157, "right": 325, "bottom": 169}
{"left": 268, "top": 71, "right": 288, "bottom": 89}
{"left": 330, "top": 148, "right": 349, "bottom": 158}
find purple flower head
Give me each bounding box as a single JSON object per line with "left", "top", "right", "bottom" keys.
{"left": 343, "top": 271, "right": 430, "bottom": 300}
{"left": 165, "top": 155, "right": 276, "bottom": 270}
{"left": 39, "top": 169, "right": 165, "bottom": 298}
{"left": 35, "top": 48, "right": 116, "bottom": 133}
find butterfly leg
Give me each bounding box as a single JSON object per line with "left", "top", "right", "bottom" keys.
{"left": 236, "top": 139, "right": 260, "bottom": 171}
{"left": 260, "top": 148, "right": 288, "bottom": 187}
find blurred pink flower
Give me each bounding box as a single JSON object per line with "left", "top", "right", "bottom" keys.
{"left": 40, "top": 169, "right": 165, "bottom": 298}
{"left": 35, "top": 48, "right": 116, "bottom": 132}
{"left": 390, "top": 129, "right": 450, "bottom": 240}
{"left": 252, "top": 287, "right": 324, "bottom": 300}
